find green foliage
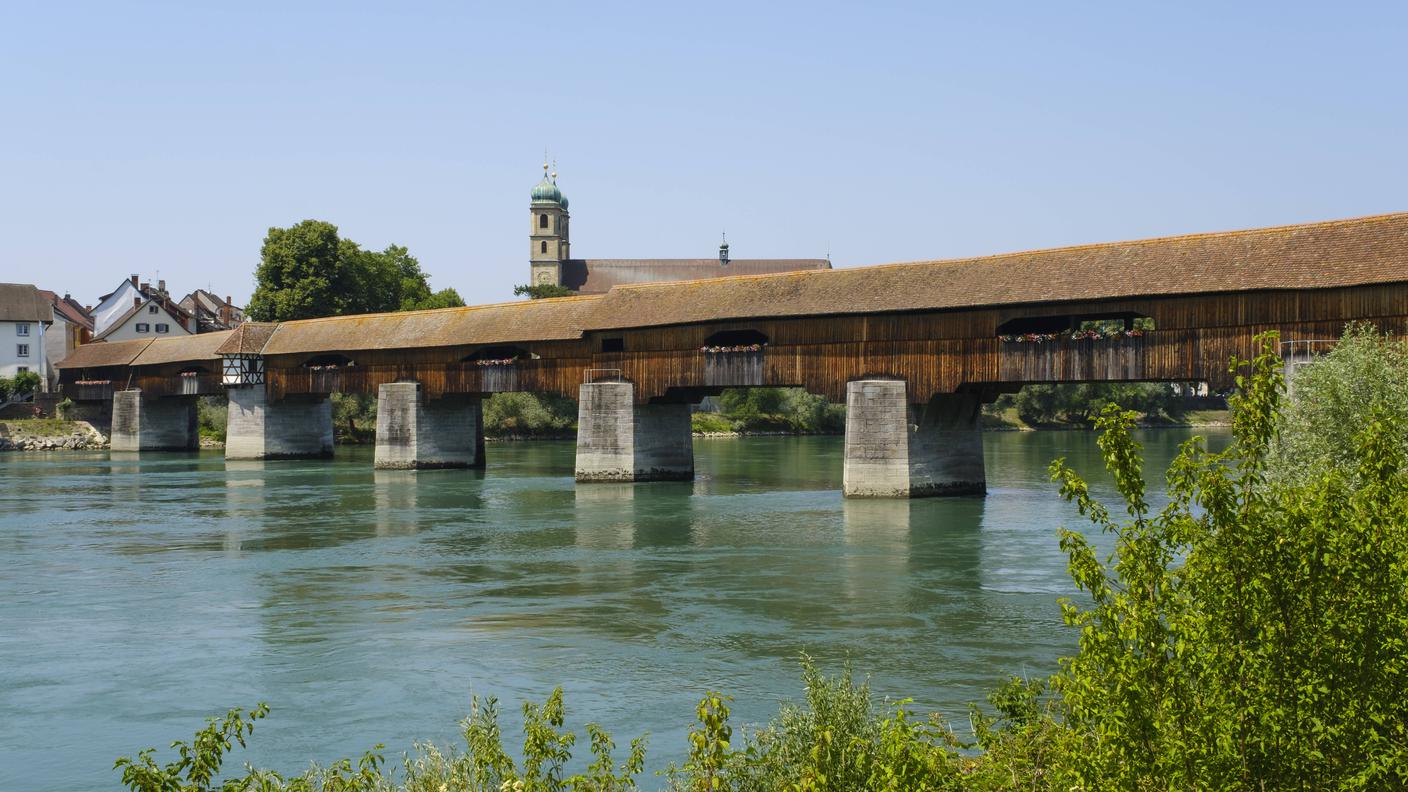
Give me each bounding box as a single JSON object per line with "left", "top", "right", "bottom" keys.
{"left": 711, "top": 388, "right": 844, "bottom": 434}
{"left": 1272, "top": 322, "right": 1408, "bottom": 486}
{"left": 330, "top": 393, "right": 378, "bottom": 444}
{"left": 514, "top": 284, "right": 577, "bottom": 300}
{"left": 0, "top": 370, "right": 42, "bottom": 401}
{"left": 1045, "top": 331, "right": 1408, "bottom": 788}
{"left": 246, "top": 220, "right": 460, "bottom": 322}
{"left": 197, "top": 396, "right": 227, "bottom": 442}
{"left": 690, "top": 412, "right": 737, "bottom": 434}
{"left": 114, "top": 702, "right": 271, "bottom": 791}
{"left": 1005, "top": 381, "right": 1185, "bottom": 426}
{"left": 483, "top": 392, "right": 576, "bottom": 438}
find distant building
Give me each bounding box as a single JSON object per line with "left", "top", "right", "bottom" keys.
{"left": 179, "top": 289, "right": 245, "bottom": 333}
{"left": 37, "top": 290, "right": 94, "bottom": 389}
{"left": 0, "top": 283, "right": 54, "bottom": 388}
{"left": 93, "top": 276, "right": 197, "bottom": 338}
{"left": 527, "top": 164, "right": 831, "bottom": 293}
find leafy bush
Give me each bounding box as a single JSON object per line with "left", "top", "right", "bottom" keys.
{"left": 197, "top": 396, "right": 227, "bottom": 442}
{"left": 1005, "top": 381, "right": 1185, "bottom": 426}
{"left": 0, "top": 370, "right": 42, "bottom": 402}
{"left": 483, "top": 392, "right": 577, "bottom": 438}
{"left": 331, "top": 392, "right": 378, "bottom": 444}
{"left": 690, "top": 411, "right": 737, "bottom": 434}
{"left": 1272, "top": 321, "right": 1408, "bottom": 486}
{"left": 714, "top": 388, "right": 844, "bottom": 433}
{"left": 1042, "top": 332, "right": 1408, "bottom": 788}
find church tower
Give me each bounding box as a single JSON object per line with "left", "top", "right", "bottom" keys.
{"left": 529, "top": 163, "right": 570, "bottom": 287}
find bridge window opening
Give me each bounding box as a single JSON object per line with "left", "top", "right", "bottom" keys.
{"left": 702, "top": 329, "right": 769, "bottom": 350}
{"left": 601, "top": 337, "right": 625, "bottom": 353}
{"left": 303, "top": 354, "right": 354, "bottom": 370}
{"left": 178, "top": 365, "right": 208, "bottom": 379}
{"left": 998, "top": 312, "right": 1154, "bottom": 340}
{"left": 465, "top": 346, "right": 536, "bottom": 365}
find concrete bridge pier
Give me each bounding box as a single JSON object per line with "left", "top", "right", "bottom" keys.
{"left": 843, "top": 380, "right": 986, "bottom": 498}
{"left": 225, "top": 385, "right": 334, "bottom": 460}
{"left": 110, "top": 390, "right": 198, "bottom": 452}
{"left": 373, "top": 382, "right": 484, "bottom": 469}
{"left": 575, "top": 381, "right": 694, "bottom": 482}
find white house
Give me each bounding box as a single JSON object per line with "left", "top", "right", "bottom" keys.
{"left": 0, "top": 283, "right": 54, "bottom": 389}
{"left": 92, "top": 275, "right": 196, "bottom": 343}
{"left": 38, "top": 290, "right": 94, "bottom": 389}
{"left": 92, "top": 297, "right": 194, "bottom": 342}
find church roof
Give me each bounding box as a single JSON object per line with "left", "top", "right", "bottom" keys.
{"left": 563, "top": 258, "right": 832, "bottom": 294}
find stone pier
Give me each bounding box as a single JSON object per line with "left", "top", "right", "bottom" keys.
{"left": 110, "top": 390, "right": 198, "bottom": 452}
{"left": 373, "top": 382, "right": 484, "bottom": 469}
{"left": 575, "top": 381, "right": 694, "bottom": 482}
{"left": 225, "top": 385, "right": 334, "bottom": 460}
{"left": 842, "top": 380, "right": 986, "bottom": 498}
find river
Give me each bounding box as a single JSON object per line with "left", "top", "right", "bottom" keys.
{"left": 0, "top": 429, "right": 1226, "bottom": 790}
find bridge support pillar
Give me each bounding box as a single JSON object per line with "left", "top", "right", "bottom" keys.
{"left": 374, "top": 382, "right": 484, "bottom": 469}
{"left": 225, "top": 385, "right": 334, "bottom": 460}
{"left": 843, "top": 380, "right": 986, "bottom": 498}
{"left": 575, "top": 381, "right": 694, "bottom": 482}
{"left": 110, "top": 390, "right": 198, "bottom": 452}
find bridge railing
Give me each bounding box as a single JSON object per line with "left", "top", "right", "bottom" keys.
{"left": 267, "top": 359, "right": 591, "bottom": 401}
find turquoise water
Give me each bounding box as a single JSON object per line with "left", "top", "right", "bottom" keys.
{"left": 0, "top": 430, "right": 1224, "bottom": 790}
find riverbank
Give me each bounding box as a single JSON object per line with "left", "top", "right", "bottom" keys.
{"left": 0, "top": 419, "right": 107, "bottom": 451}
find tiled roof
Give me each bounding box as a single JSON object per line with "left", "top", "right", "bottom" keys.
{"left": 130, "top": 330, "right": 233, "bottom": 366}
{"left": 38, "top": 290, "right": 95, "bottom": 331}
{"left": 256, "top": 295, "right": 604, "bottom": 356}
{"left": 55, "top": 338, "right": 153, "bottom": 369}
{"left": 0, "top": 283, "right": 55, "bottom": 323}
{"left": 215, "top": 322, "right": 279, "bottom": 355}
{"left": 563, "top": 258, "right": 831, "bottom": 294}
{"left": 582, "top": 212, "right": 1408, "bottom": 329}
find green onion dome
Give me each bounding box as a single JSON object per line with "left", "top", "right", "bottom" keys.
{"left": 531, "top": 164, "right": 566, "bottom": 207}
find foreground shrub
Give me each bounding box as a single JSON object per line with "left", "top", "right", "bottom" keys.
{"left": 1271, "top": 321, "right": 1408, "bottom": 487}
{"left": 1045, "top": 332, "right": 1408, "bottom": 788}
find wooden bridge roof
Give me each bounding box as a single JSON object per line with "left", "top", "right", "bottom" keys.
{"left": 56, "top": 332, "right": 232, "bottom": 369}
{"left": 585, "top": 212, "right": 1408, "bottom": 329}
{"left": 57, "top": 212, "right": 1408, "bottom": 364}
{"left": 253, "top": 294, "right": 604, "bottom": 355}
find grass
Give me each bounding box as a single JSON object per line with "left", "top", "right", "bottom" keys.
{"left": 0, "top": 418, "right": 87, "bottom": 435}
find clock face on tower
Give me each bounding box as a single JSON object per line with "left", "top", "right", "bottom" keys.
{"left": 535, "top": 269, "right": 553, "bottom": 285}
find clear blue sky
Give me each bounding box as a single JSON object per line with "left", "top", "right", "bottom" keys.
{"left": 3, "top": 2, "right": 1404, "bottom": 307}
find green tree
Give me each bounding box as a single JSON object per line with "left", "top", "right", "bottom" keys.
{"left": 514, "top": 283, "right": 577, "bottom": 300}
{"left": 1272, "top": 322, "right": 1408, "bottom": 486}
{"left": 246, "top": 220, "right": 462, "bottom": 321}
{"left": 1045, "top": 333, "right": 1408, "bottom": 788}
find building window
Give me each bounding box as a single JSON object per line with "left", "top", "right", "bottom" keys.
{"left": 539, "top": 213, "right": 548, "bottom": 228}
{"left": 16, "top": 344, "right": 29, "bottom": 357}
{"left": 156, "top": 323, "right": 170, "bottom": 333}
{"left": 16, "top": 366, "right": 27, "bottom": 373}
{"left": 16, "top": 323, "right": 29, "bottom": 336}
{"left": 148, "top": 305, "right": 159, "bottom": 314}
{"left": 136, "top": 323, "right": 150, "bottom": 332}
{"left": 540, "top": 240, "right": 548, "bottom": 253}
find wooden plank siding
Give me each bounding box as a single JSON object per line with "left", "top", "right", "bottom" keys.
{"left": 103, "top": 282, "right": 1408, "bottom": 405}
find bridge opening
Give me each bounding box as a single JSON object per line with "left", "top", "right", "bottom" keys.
{"left": 464, "top": 346, "right": 535, "bottom": 363}
{"left": 997, "top": 312, "right": 1155, "bottom": 337}
{"left": 703, "top": 329, "right": 769, "bottom": 349}
{"left": 302, "top": 354, "right": 354, "bottom": 369}
{"left": 178, "top": 365, "right": 209, "bottom": 376}
{"left": 600, "top": 337, "right": 625, "bottom": 353}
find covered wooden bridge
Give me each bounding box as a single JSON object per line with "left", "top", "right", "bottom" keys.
{"left": 58, "top": 212, "right": 1408, "bottom": 496}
